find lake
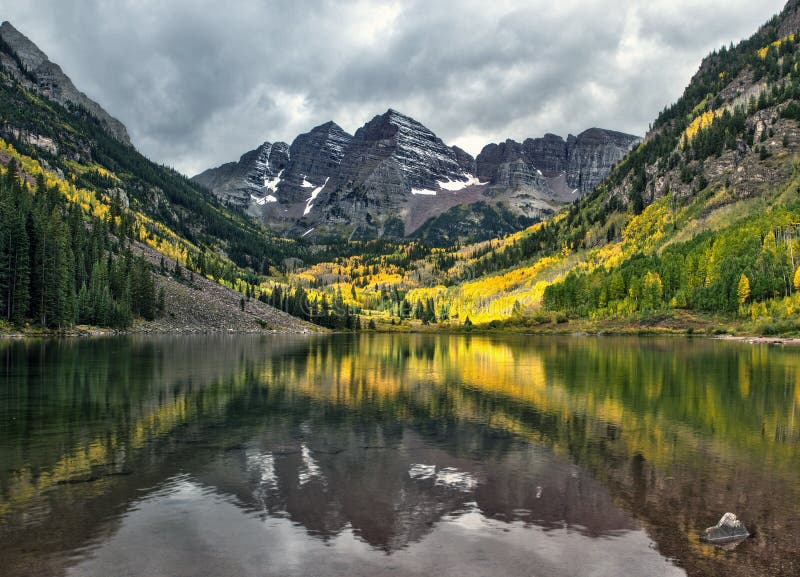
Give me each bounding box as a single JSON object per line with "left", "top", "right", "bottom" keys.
{"left": 0, "top": 334, "right": 798, "bottom": 577}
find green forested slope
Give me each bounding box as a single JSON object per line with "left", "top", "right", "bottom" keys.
{"left": 0, "top": 33, "right": 311, "bottom": 330}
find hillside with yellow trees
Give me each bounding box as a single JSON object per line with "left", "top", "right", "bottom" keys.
{"left": 0, "top": 27, "right": 317, "bottom": 333}
{"left": 5, "top": 2, "right": 800, "bottom": 336}
{"left": 268, "top": 0, "right": 800, "bottom": 336}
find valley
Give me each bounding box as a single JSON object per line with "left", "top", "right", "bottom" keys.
{"left": 2, "top": 4, "right": 800, "bottom": 577}
{"left": 2, "top": 4, "right": 800, "bottom": 338}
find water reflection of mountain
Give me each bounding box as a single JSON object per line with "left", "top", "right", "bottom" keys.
{"left": 0, "top": 334, "right": 798, "bottom": 577}
{"left": 199, "top": 426, "right": 636, "bottom": 551}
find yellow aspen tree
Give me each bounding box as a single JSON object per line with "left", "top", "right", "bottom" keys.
{"left": 737, "top": 274, "right": 751, "bottom": 307}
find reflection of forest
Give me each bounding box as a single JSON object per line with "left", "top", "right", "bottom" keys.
{"left": 0, "top": 334, "right": 798, "bottom": 577}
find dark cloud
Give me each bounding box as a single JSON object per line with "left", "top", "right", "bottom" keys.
{"left": 2, "top": 0, "right": 788, "bottom": 175}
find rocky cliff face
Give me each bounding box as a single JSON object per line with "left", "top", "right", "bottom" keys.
{"left": 194, "top": 109, "right": 639, "bottom": 243}
{"left": 477, "top": 128, "right": 641, "bottom": 196}
{"left": 568, "top": 128, "right": 643, "bottom": 193}
{"left": 323, "top": 109, "right": 470, "bottom": 196}
{"left": 276, "top": 121, "right": 352, "bottom": 206}
{"left": 310, "top": 110, "right": 480, "bottom": 238}
{"left": 192, "top": 122, "right": 353, "bottom": 228}
{"left": 0, "top": 21, "right": 131, "bottom": 145}
{"left": 193, "top": 141, "right": 290, "bottom": 211}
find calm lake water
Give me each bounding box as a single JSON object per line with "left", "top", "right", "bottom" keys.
{"left": 0, "top": 334, "right": 798, "bottom": 577}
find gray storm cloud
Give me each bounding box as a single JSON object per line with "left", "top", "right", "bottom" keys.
{"left": 1, "top": 0, "right": 787, "bottom": 175}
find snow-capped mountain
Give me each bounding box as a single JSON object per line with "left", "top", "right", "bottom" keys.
{"left": 193, "top": 141, "right": 290, "bottom": 211}
{"left": 309, "top": 109, "right": 489, "bottom": 239}
{"left": 192, "top": 109, "right": 640, "bottom": 243}
{"left": 193, "top": 122, "right": 353, "bottom": 230}
{"left": 276, "top": 121, "right": 353, "bottom": 206}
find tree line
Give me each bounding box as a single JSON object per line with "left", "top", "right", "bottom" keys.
{"left": 542, "top": 206, "right": 800, "bottom": 319}
{"left": 0, "top": 164, "right": 162, "bottom": 329}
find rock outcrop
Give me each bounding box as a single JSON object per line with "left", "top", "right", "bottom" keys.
{"left": 0, "top": 21, "right": 131, "bottom": 145}
{"left": 700, "top": 513, "right": 750, "bottom": 545}
{"left": 275, "top": 121, "right": 352, "bottom": 205}
{"left": 193, "top": 109, "right": 640, "bottom": 242}
{"left": 310, "top": 109, "right": 479, "bottom": 238}
{"left": 192, "top": 122, "right": 353, "bottom": 228}
{"left": 193, "top": 141, "right": 290, "bottom": 211}
{"left": 476, "top": 128, "right": 641, "bottom": 196}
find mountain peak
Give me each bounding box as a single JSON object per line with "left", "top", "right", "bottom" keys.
{"left": 379, "top": 108, "right": 427, "bottom": 127}
{"left": 0, "top": 21, "right": 49, "bottom": 70}
{"left": 575, "top": 127, "right": 642, "bottom": 145}
{"left": 311, "top": 119, "right": 341, "bottom": 131}
{"left": 776, "top": 0, "right": 800, "bottom": 37}
{"left": 0, "top": 21, "right": 131, "bottom": 145}
{"left": 385, "top": 107, "right": 406, "bottom": 117}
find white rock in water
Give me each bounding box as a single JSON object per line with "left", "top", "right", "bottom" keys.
{"left": 700, "top": 513, "right": 749, "bottom": 544}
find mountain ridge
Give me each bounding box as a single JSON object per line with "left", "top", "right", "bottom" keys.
{"left": 193, "top": 109, "right": 639, "bottom": 243}
{"left": 0, "top": 21, "right": 131, "bottom": 145}
{"left": 0, "top": 20, "right": 318, "bottom": 333}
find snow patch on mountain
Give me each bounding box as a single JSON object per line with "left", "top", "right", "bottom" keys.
{"left": 264, "top": 170, "right": 284, "bottom": 193}
{"left": 304, "top": 177, "right": 329, "bottom": 216}
{"left": 411, "top": 187, "right": 438, "bottom": 196}
{"left": 252, "top": 194, "right": 278, "bottom": 205}
{"left": 437, "top": 174, "right": 488, "bottom": 191}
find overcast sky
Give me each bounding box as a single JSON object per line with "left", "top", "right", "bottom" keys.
{"left": 2, "top": 0, "right": 789, "bottom": 175}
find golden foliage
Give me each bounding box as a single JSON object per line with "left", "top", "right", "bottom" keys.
{"left": 622, "top": 197, "right": 673, "bottom": 254}
{"left": 757, "top": 34, "right": 795, "bottom": 59}
{"left": 683, "top": 109, "right": 721, "bottom": 144}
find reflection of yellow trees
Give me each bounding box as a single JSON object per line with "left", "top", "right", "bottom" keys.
{"left": 258, "top": 336, "right": 800, "bottom": 477}
{"left": 0, "top": 363, "right": 252, "bottom": 520}
{"left": 3, "top": 335, "right": 799, "bottom": 523}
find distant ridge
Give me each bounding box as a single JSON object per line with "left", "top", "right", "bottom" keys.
{"left": 193, "top": 109, "right": 639, "bottom": 243}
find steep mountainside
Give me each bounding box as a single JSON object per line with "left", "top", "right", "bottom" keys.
{"left": 193, "top": 140, "right": 291, "bottom": 211}
{"left": 194, "top": 109, "right": 639, "bottom": 244}
{"left": 194, "top": 122, "right": 353, "bottom": 233}
{"left": 0, "top": 21, "right": 315, "bottom": 333}
{"left": 476, "top": 128, "right": 640, "bottom": 196}
{"left": 0, "top": 22, "right": 130, "bottom": 144}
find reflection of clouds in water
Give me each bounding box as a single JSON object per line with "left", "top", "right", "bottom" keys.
{"left": 65, "top": 477, "right": 686, "bottom": 577}
{"left": 408, "top": 464, "right": 477, "bottom": 492}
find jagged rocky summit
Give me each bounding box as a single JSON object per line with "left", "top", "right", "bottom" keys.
{"left": 477, "top": 128, "right": 642, "bottom": 196}
{"left": 0, "top": 21, "right": 130, "bottom": 145}
{"left": 194, "top": 109, "right": 640, "bottom": 243}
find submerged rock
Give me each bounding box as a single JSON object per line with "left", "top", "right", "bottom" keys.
{"left": 700, "top": 513, "right": 750, "bottom": 545}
